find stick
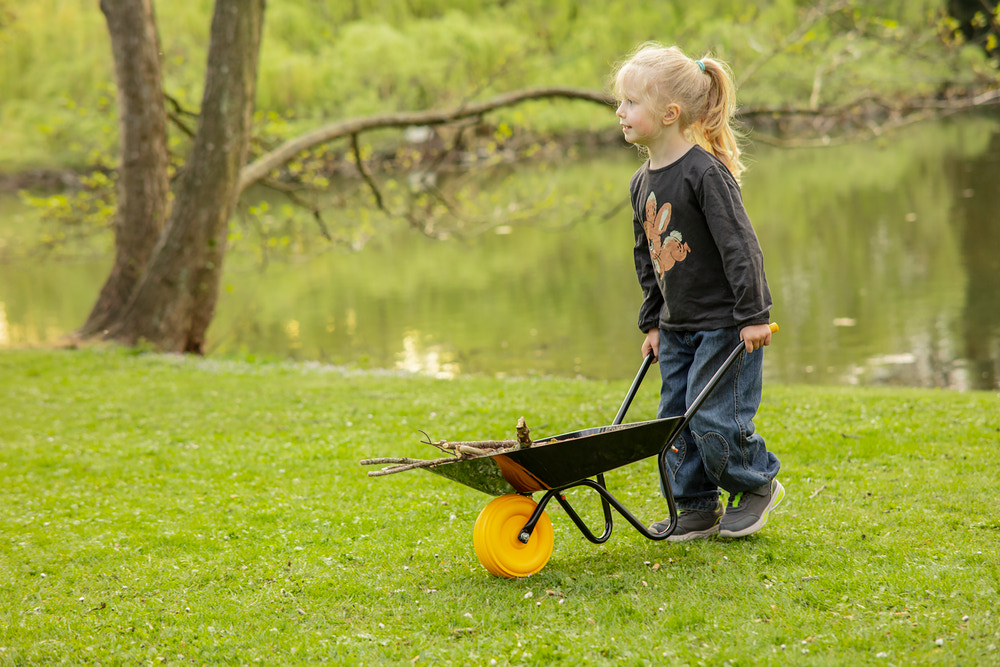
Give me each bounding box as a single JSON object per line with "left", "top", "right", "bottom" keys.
{"left": 441, "top": 439, "right": 519, "bottom": 450}
{"left": 808, "top": 484, "right": 827, "bottom": 499}
{"left": 364, "top": 459, "right": 458, "bottom": 476}
{"left": 516, "top": 416, "right": 531, "bottom": 448}
{"left": 358, "top": 457, "right": 429, "bottom": 465}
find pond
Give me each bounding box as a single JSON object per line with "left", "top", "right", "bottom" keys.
{"left": 1, "top": 114, "right": 999, "bottom": 390}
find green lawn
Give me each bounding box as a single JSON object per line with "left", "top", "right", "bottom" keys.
{"left": 1, "top": 347, "right": 998, "bottom": 665}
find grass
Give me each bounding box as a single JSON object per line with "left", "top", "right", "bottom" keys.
{"left": 1, "top": 347, "right": 999, "bottom": 665}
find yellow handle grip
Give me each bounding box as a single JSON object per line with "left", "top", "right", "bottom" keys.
{"left": 769, "top": 322, "right": 779, "bottom": 333}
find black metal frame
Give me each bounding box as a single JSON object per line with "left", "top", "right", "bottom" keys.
{"left": 516, "top": 340, "right": 752, "bottom": 545}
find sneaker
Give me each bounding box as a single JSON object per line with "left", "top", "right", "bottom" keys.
{"left": 649, "top": 501, "right": 723, "bottom": 542}
{"left": 718, "top": 479, "right": 785, "bottom": 538}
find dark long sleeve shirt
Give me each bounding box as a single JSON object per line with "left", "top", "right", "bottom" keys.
{"left": 630, "top": 146, "right": 771, "bottom": 333}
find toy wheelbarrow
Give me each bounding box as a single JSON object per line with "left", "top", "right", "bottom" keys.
{"left": 367, "top": 324, "right": 778, "bottom": 578}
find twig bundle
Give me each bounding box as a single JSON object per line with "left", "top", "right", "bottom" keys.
{"left": 360, "top": 417, "right": 532, "bottom": 477}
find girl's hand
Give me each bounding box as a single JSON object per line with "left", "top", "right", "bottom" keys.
{"left": 641, "top": 329, "right": 660, "bottom": 360}
{"left": 740, "top": 323, "right": 773, "bottom": 352}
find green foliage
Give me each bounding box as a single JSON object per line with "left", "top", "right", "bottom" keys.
{"left": 19, "top": 170, "right": 116, "bottom": 255}
{"left": 946, "top": 0, "right": 1000, "bottom": 58}
{"left": 1, "top": 347, "right": 999, "bottom": 664}
{"left": 259, "top": 11, "right": 530, "bottom": 115}
{"left": 1, "top": 0, "right": 997, "bottom": 172}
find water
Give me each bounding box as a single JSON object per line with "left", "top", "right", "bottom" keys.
{"left": 1, "top": 115, "right": 998, "bottom": 389}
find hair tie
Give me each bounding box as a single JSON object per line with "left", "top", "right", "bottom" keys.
{"left": 695, "top": 60, "right": 706, "bottom": 72}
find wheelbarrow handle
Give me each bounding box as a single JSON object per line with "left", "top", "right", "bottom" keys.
{"left": 583, "top": 350, "right": 654, "bottom": 541}
{"left": 613, "top": 323, "right": 778, "bottom": 427}
{"left": 612, "top": 351, "right": 655, "bottom": 426}
{"left": 676, "top": 322, "right": 780, "bottom": 435}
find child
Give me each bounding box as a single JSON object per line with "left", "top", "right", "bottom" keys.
{"left": 612, "top": 43, "right": 783, "bottom": 541}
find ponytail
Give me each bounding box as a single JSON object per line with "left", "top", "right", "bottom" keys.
{"left": 691, "top": 57, "right": 745, "bottom": 181}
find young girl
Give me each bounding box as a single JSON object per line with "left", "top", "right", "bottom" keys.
{"left": 612, "top": 43, "right": 783, "bottom": 541}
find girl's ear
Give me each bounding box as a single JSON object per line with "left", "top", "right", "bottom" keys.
{"left": 662, "top": 103, "right": 681, "bottom": 126}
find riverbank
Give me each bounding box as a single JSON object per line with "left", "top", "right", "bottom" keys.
{"left": 1, "top": 346, "right": 998, "bottom": 664}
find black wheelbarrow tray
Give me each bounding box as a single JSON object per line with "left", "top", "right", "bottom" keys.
{"left": 376, "top": 324, "right": 777, "bottom": 578}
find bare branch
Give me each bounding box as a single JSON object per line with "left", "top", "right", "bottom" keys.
{"left": 163, "top": 91, "right": 197, "bottom": 138}
{"left": 361, "top": 422, "right": 531, "bottom": 477}
{"left": 252, "top": 178, "right": 333, "bottom": 241}
{"left": 748, "top": 89, "right": 1000, "bottom": 147}
{"left": 741, "top": 90, "right": 1000, "bottom": 148}
{"left": 239, "top": 86, "right": 613, "bottom": 194}
{"left": 361, "top": 457, "right": 460, "bottom": 476}
{"left": 350, "top": 132, "right": 388, "bottom": 214}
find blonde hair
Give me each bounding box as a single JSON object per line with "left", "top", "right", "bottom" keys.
{"left": 612, "top": 42, "right": 745, "bottom": 180}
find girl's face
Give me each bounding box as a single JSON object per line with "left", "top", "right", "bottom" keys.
{"left": 615, "top": 81, "right": 663, "bottom": 147}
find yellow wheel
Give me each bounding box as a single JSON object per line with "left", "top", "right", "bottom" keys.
{"left": 473, "top": 494, "right": 554, "bottom": 578}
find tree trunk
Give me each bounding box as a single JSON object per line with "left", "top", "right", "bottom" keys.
{"left": 104, "top": 0, "right": 265, "bottom": 353}
{"left": 80, "top": 0, "right": 169, "bottom": 337}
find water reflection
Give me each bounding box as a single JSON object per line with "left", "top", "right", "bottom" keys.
{"left": 0, "top": 298, "right": 66, "bottom": 348}
{"left": 0, "top": 117, "right": 999, "bottom": 390}
{"left": 396, "top": 331, "right": 460, "bottom": 379}
{"left": 951, "top": 126, "right": 1000, "bottom": 390}
{"left": 0, "top": 301, "right": 8, "bottom": 346}
{"left": 284, "top": 319, "right": 301, "bottom": 348}
{"left": 749, "top": 114, "right": 999, "bottom": 391}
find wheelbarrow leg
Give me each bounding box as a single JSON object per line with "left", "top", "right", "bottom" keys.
{"left": 527, "top": 352, "right": 680, "bottom": 545}
{"left": 538, "top": 478, "right": 680, "bottom": 542}
{"left": 580, "top": 352, "right": 658, "bottom": 541}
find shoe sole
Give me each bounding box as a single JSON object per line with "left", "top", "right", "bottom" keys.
{"left": 665, "top": 525, "right": 720, "bottom": 543}
{"left": 718, "top": 481, "right": 785, "bottom": 539}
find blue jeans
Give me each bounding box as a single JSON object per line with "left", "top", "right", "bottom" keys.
{"left": 657, "top": 327, "right": 780, "bottom": 511}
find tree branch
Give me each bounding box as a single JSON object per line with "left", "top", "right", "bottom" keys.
{"left": 257, "top": 177, "right": 333, "bottom": 241}
{"left": 350, "top": 132, "right": 388, "bottom": 213}
{"left": 163, "top": 91, "right": 198, "bottom": 138}
{"left": 360, "top": 422, "right": 532, "bottom": 477}
{"left": 747, "top": 89, "right": 1000, "bottom": 147}
{"left": 240, "top": 80, "right": 1000, "bottom": 209}
{"left": 238, "top": 86, "right": 613, "bottom": 194}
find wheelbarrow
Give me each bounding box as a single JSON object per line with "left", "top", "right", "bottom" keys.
{"left": 381, "top": 323, "right": 778, "bottom": 578}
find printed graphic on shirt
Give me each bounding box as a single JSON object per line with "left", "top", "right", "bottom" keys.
{"left": 642, "top": 192, "right": 691, "bottom": 278}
